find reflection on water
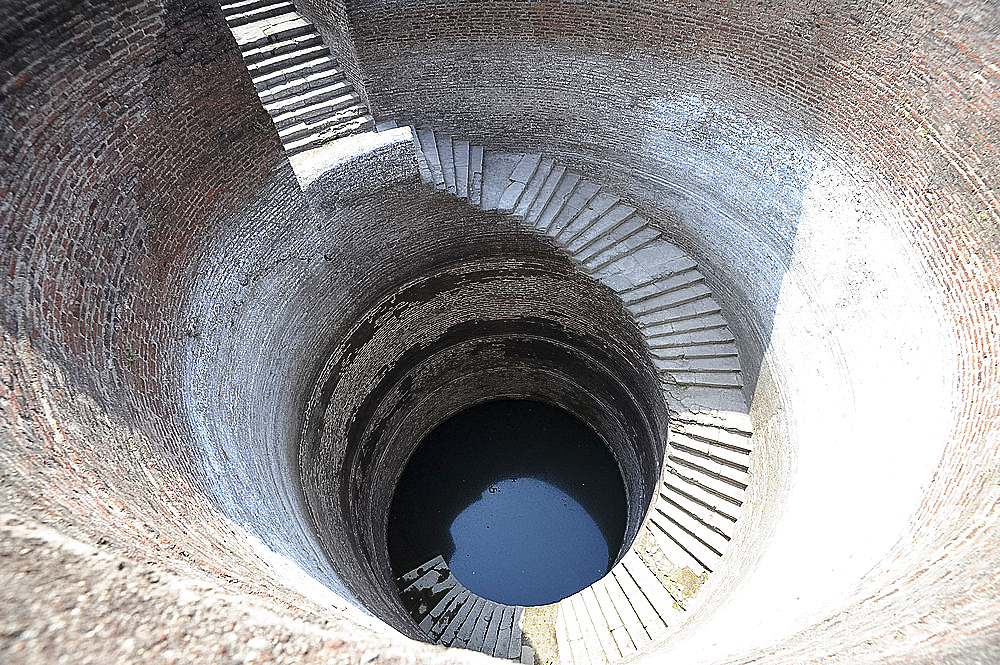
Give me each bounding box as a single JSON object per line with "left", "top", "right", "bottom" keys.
{"left": 449, "top": 477, "right": 609, "bottom": 605}
{"left": 388, "top": 399, "right": 627, "bottom": 606}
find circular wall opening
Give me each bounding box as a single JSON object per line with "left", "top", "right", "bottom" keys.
{"left": 388, "top": 398, "right": 628, "bottom": 606}
{"left": 297, "top": 246, "right": 669, "bottom": 636}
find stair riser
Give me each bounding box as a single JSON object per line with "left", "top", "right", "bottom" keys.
{"left": 257, "top": 68, "right": 345, "bottom": 103}
{"left": 244, "top": 38, "right": 322, "bottom": 68}
{"left": 224, "top": 4, "right": 294, "bottom": 28}
{"left": 265, "top": 84, "right": 354, "bottom": 117}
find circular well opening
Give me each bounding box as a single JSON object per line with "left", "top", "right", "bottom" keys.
{"left": 388, "top": 398, "right": 628, "bottom": 606}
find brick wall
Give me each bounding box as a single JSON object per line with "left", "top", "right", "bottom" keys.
{"left": 1, "top": 0, "right": 997, "bottom": 662}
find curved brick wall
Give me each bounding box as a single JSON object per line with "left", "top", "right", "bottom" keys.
{"left": 2, "top": 0, "right": 998, "bottom": 664}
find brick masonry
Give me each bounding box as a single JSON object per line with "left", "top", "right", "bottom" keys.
{"left": 2, "top": 0, "right": 998, "bottom": 663}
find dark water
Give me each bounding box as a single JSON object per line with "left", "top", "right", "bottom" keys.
{"left": 388, "top": 399, "right": 627, "bottom": 606}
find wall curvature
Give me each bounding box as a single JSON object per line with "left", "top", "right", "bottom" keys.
{"left": 1, "top": 0, "right": 998, "bottom": 664}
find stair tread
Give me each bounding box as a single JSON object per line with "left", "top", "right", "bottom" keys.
{"left": 535, "top": 172, "right": 583, "bottom": 233}
{"left": 618, "top": 551, "right": 686, "bottom": 626}
{"left": 469, "top": 145, "right": 485, "bottom": 206}
{"left": 513, "top": 157, "right": 555, "bottom": 218}
{"left": 454, "top": 139, "right": 471, "bottom": 199}
{"left": 437, "top": 133, "right": 457, "bottom": 195}
{"left": 264, "top": 81, "right": 354, "bottom": 114}
{"left": 579, "top": 586, "right": 621, "bottom": 662}
{"left": 546, "top": 181, "right": 603, "bottom": 238}
{"left": 415, "top": 128, "right": 445, "bottom": 190}
{"left": 594, "top": 574, "right": 648, "bottom": 650}
{"left": 481, "top": 152, "right": 523, "bottom": 210}
{"left": 583, "top": 226, "right": 662, "bottom": 272}
{"left": 525, "top": 165, "right": 569, "bottom": 225}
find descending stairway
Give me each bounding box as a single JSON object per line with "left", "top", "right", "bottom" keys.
{"left": 406, "top": 127, "right": 756, "bottom": 664}
{"left": 220, "top": 0, "right": 374, "bottom": 156}
{"left": 397, "top": 556, "right": 532, "bottom": 663}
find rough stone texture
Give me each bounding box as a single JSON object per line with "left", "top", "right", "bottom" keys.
{"left": 293, "top": 0, "right": 370, "bottom": 109}
{"left": 2, "top": 0, "right": 999, "bottom": 664}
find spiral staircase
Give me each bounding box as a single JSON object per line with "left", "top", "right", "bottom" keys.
{"left": 4, "top": 0, "right": 996, "bottom": 663}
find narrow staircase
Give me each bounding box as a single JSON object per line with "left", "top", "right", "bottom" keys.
{"left": 397, "top": 555, "right": 531, "bottom": 663}
{"left": 406, "top": 127, "right": 756, "bottom": 664}
{"left": 220, "top": 0, "right": 374, "bottom": 156}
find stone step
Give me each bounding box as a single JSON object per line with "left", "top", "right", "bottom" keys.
{"left": 627, "top": 282, "right": 715, "bottom": 319}
{"left": 582, "top": 226, "right": 663, "bottom": 274}
{"left": 550, "top": 189, "right": 620, "bottom": 245}
{"left": 608, "top": 561, "right": 667, "bottom": 640}
{"left": 653, "top": 353, "right": 743, "bottom": 374}
{"left": 588, "top": 244, "right": 693, "bottom": 288}
{"left": 593, "top": 572, "right": 648, "bottom": 651}
{"left": 278, "top": 102, "right": 369, "bottom": 142}
{"left": 455, "top": 596, "right": 488, "bottom": 646}
{"left": 231, "top": 14, "right": 312, "bottom": 52}
{"left": 568, "top": 594, "right": 609, "bottom": 664}
{"left": 638, "top": 304, "right": 726, "bottom": 333}
{"left": 648, "top": 504, "right": 724, "bottom": 574}
{"left": 409, "top": 126, "right": 434, "bottom": 184}
{"left": 651, "top": 343, "right": 741, "bottom": 362}
{"left": 620, "top": 269, "right": 706, "bottom": 307}
{"left": 397, "top": 555, "right": 446, "bottom": 587}
{"left": 579, "top": 585, "right": 624, "bottom": 662}
{"left": 644, "top": 318, "right": 734, "bottom": 345}
{"left": 533, "top": 172, "right": 583, "bottom": 233}
{"left": 454, "top": 139, "right": 471, "bottom": 199}
{"left": 656, "top": 487, "right": 737, "bottom": 543}
{"left": 654, "top": 495, "right": 730, "bottom": 559}
{"left": 671, "top": 416, "right": 754, "bottom": 449}
{"left": 271, "top": 91, "right": 362, "bottom": 129}
{"left": 415, "top": 128, "right": 445, "bottom": 190}
{"left": 469, "top": 145, "right": 485, "bottom": 206}
{"left": 429, "top": 589, "right": 471, "bottom": 640}
{"left": 665, "top": 455, "right": 747, "bottom": 507}
{"left": 523, "top": 164, "right": 570, "bottom": 227}
{"left": 562, "top": 203, "right": 637, "bottom": 255}
{"left": 437, "top": 590, "right": 479, "bottom": 645}
{"left": 512, "top": 157, "right": 555, "bottom": 218}
{"left": 482, "top": 602, "right": 505, "bottom": 656}
{"left": 244, "top": 40, "right": 327, "bottom": 76}
{"left": 660, "top": 369, "right": 743, "bottom": 392}
{"left": 497, "top": 153, "right": 543, "bottom": 211}
{"left": 467, "top": 601, "right": 500, "bottom": 651}
{"left": 669, "top": 429, "right": 751, "bottom": 469}
{"left": 544, "top": 181, "right": 604, "bottom": 238}
{"left": 509, "top": 606, "right": 524, "bottom": 660}
{"left": 669, "top": 442, "right": 750, "bottom": 488}
{"left": 437, "top": 133, "right": 457, "bottom": 195}
{"left": 224, "top": 1, "right": 295, "bottom": 28}
{"left": 665, "top": 459, "right": 745, "bottom": 513}
{"left": 221, "top": 0, "right": 278, "bottom": 16}
{"left": 481, "top": 152, "right": 524, "bottom": 210}
{"left": 257, "top": 62, "right": 347, "bottom": 104}
{"left": 660, "top": 478, "right": 740, "bottom": 527}
{"left": 557, "top": 600, "right": 592, "bottom": 665}
{"left": 282, "top": 113, "right": 373, "bottom": 156}
{"left": 419, "top": 580, "right": 464, "bottom": 635}
{"left": 618, "top": 551, "right": 685, "bottom": 628}
{"left": 264, "top": 79, "right": 354, "bottom": 117}
{"left": 495, "top": 604, "right": 523, "bottom": 658}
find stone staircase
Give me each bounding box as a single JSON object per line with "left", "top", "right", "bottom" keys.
{"left": 406, "top": 126, "right": 756, "bottom": 663}
{"left": 220, "top": 0, "right": 374, "bottom": 156}
{"left": 397, "top": 555, "right": 532, "bottom": 663}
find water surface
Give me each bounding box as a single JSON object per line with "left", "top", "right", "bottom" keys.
{"left": 388, "top": 399, "right": 627, "bottom": 605}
